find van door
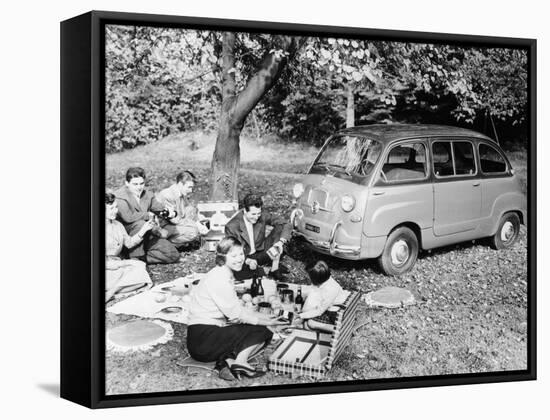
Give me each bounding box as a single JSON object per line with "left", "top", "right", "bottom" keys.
{"left": 432, "top": 140, "right": 482, "bottom": 236}
{"left": 365, "top": 140, "right": 433, "bottom": 237}
{"left": 477, "top": 141, "right": 524, "bottom": 236}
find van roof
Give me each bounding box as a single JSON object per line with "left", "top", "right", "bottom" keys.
{"left": 337, "top": 124, "right": 495, "bottom": 144}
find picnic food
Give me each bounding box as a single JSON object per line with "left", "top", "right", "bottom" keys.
{"left": 258, "top": 302, "right": 271, "bottom": 314}
{"left": 276, "top": 309, "right": 294, "bottom": 323}
{"left": 154, "top": 293, "right": 167, "bottom": 303}
{"left": 271, "top": 299, "right": 283, "bottom": 310}
{"left": 158, "top": 306, "right": 182, "bottom": 314}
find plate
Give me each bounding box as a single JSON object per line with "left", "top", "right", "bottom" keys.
{"left": 158, "top": 306, "right": 183, "bottom": 314}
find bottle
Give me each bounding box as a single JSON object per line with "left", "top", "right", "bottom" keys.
{"left": 250, "top": 275, "right": 258, "bottom": 298}
{"left": 256, "top": 277, "right": 265, "bottom": 301}
{"left": 295, "top": 286, "right": 304, "bottom": 312}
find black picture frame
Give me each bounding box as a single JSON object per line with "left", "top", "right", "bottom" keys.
{"left": 60, "top": 10, "right": 536, "bottom": 409}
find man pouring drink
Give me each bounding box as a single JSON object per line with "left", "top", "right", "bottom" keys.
{"left": 225, "top": 193, "right": 292, "bottom": 281}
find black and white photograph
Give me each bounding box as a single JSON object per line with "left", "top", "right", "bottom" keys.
{"left": 102, "top": 16, "right": 532, "bottom": 397}
{"left": 5, "top": 0, "right": 550, "bottom": 417}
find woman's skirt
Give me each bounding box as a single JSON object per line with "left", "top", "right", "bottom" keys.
{"left": 105, "top": 260, "right": 152, "bottom": 302}
{"left": 187, "top": 324, "right": 273, "bottom": 369}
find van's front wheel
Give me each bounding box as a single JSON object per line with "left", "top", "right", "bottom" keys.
{"left": 378, "top": 227, "right": 419, "bottom": 276}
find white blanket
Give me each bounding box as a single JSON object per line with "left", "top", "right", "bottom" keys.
{"left": 107, "top": 273, "right": 205, "bottom": 324}
{"left": 107, "top": 274, "right": 313, "bottom": 324}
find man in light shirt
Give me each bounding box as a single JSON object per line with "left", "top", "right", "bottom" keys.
{"left": 156, "top": 170, "right": 209, "bottom": 248}
{"left": 225, "top": 193, "right": 292, "bottom": 280}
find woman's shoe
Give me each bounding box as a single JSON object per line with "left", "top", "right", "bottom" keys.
{"left": 218, "top": 366, "right": 237, "bottom": 381}
{"left": 230, "top": 364, "right": 267, "bottom": 380}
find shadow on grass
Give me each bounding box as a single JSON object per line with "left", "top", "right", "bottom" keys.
{"left": 285, "top": 236, "right": 382, "bottom": 276}
{"left": 418, "top": 238, "right": 489, "bottom": 260}
{"left": 286, "top": 231, "right": 522, "bottom": 279}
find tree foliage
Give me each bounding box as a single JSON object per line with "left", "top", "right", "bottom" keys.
{"left": 105, "top": 25, "right": 528, "bottom": 152}
{"left": 105, "top": 25, "right": 220, "bottom": 151}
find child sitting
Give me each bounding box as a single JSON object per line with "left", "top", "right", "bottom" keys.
{"left": 296, "top": 260, "right": 349, "bottom": 332}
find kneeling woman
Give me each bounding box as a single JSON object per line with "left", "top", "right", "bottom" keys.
{"left": 187, "top": 237, "right": 283, "bottom": 381}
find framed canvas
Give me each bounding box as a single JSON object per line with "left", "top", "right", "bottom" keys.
{"left": 60, "top": 10, "right": 536, "bottom": 409}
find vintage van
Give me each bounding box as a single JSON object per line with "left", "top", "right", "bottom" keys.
{"left": 290, "top": 124, "right": 526, "bottom": 275}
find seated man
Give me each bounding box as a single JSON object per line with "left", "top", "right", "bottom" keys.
{"left": 225, "top": 193, "right": 292, "bottom": 280}
{"left": 156, "top": 171, "right": 209, "bottom": 249}
{"left": 115, "top": 167, "right": 181, "bottom": 264}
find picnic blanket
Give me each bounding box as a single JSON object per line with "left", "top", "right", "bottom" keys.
{"left": 107, "top": 274, "right": 316, "bottom": 324}
{"left": 107, "top": 319, "right": 174, "bottom": 352}
{"left": 107, "top": 273, "right": 206, "bottom": 324}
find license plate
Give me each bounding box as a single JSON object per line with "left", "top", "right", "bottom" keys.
{"left": 305, "top": 223, "right": 320, "bottom": 233}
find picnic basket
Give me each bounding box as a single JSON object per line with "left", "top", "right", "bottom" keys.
{"left": 268, "top": 290, "right": 362, "bottom": 379}
{"left": 197, "top": 201, "right": 238, "bottom": 251}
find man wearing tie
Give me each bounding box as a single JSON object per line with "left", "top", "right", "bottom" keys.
{"left": 225, "top": 193, "right": 292, "bottom": 280}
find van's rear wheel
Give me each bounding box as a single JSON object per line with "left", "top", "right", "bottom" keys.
{"left": 490, "top": 212, "right": 520, "bottom": 250}
{"left": 378, "top": 227, "right": 419, "bottom": 276}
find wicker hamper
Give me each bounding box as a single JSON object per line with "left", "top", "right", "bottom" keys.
{"left": 268, "top": 291, "right": 362, "bottom": 378}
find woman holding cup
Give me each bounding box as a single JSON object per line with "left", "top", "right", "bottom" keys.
{"left": 105, "top": 192, "right": 154, "bottom": 302}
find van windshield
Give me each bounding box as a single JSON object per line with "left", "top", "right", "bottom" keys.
{"left": 310, "top": 135, "right": 383, "bottom": 183}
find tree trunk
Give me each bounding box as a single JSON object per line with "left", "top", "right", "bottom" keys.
{"left": 208, "top": 33, "right": 304, "bottom": 201}
{"left": 210, "top": 32, "right": 239, "bottom": 201}
{"left": 210, "top": 114, "right": 242, "bottom": 200}
{"left": 346, "top": 83, "right": 355, "bottom": 128}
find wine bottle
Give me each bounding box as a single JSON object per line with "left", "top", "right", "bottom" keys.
{"left": 295, "top": 286, "right": 304, "bottom": 311}
{"left": 250, "top": 275, "right": 258, "bottom": 298}
{"left": 256, "top": 276, "right": 265, "bottom": 301}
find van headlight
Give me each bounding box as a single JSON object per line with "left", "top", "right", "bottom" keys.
{"left": 293, "top": 183, "right": 305, "bottom": 198}
{"left": 341, "top": 195, "right": 356, "bottom": 212}
{"left": 290, "top": 209, "right": 304, "bottom": 227}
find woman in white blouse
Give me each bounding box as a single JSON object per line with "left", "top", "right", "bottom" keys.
{"left": 105, "top": 192, "right": 154, "bottom": 302}
{"left": 187, "top": 237, "right": 284, "bottom": 381}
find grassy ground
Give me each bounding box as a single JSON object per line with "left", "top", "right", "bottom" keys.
{"left": 105, "top": 132, "right": 528, "bottom": 395}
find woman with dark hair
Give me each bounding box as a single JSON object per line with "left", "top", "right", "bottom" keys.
{"left": 186, "top": 237, "right": 284, "bottom": 381}
{"left": 105, "top": 192, "right": 154, "bottom": 302}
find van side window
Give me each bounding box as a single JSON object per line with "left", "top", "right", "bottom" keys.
{"left": 432, "top": 141, "right": 476, "bottom": 177}
{"left": 432, "top": 142, "right": 454, "bottom": 176}
{"left": 479, "top": 143, "right": 508, "bottom": 174}
{"left": 382, "top": 143, "right": 427, "bottom": 182}
{"left": 453, "top": 141, "right": 476, "bottom": 175}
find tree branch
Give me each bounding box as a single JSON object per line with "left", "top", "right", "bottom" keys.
{"left": 182, "top": 69, "right": 215, "bottom": 83}
{"left": 232, "top": 36, "right": 306, "bottom": 124}
{"left": 221, "top": 32, "right": 237, "bottom": 109}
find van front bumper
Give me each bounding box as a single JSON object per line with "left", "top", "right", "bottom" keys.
{"left": 292, "top": 218, "right": 361, "bottom": 258}
{"left": 291, "top": 209, "right": 387, "bottom": 259}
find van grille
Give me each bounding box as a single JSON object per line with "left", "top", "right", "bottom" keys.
{"left": 309, "top": 188, "right": 328, "bottom": 208}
